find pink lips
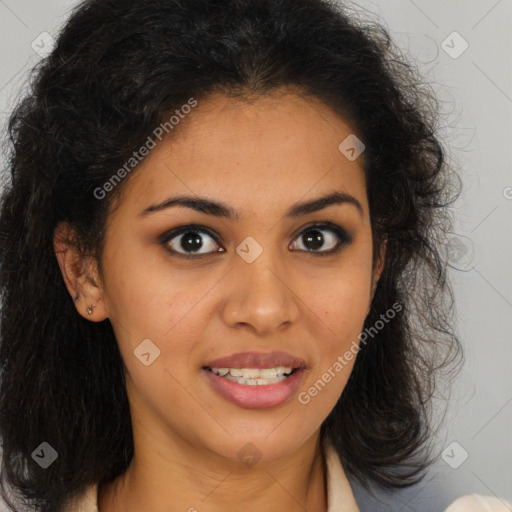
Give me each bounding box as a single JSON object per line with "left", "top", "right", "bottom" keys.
{"left": 202, "top": 350, "right": 308, "bottom": 409}
{"left": 202, "top": 367, "right": 306, "bottom": 409}
{"left": 203, "top": 350, "right": 307, "bottom": 371}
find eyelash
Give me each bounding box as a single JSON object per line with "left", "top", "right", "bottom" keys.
{"left": 158, "top": 222, "right": 353, "bottom": 260}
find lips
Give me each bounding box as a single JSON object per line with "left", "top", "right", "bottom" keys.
{"left": 203, "top": 350, "right": 308, "bottom": 370}
{"left": 202, "top": 365, "right": 307, "bottom": 409}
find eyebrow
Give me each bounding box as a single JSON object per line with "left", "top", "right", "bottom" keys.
{"left": 138, "top": 191, "right": 363, "bottom": 219}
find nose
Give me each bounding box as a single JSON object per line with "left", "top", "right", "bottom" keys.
{"left": 220, "top": 248, "right": 300, "bottom": 336}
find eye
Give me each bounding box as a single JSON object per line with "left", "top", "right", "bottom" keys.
{"left": 159, "top": 222, "right": 352, "bottom": 259}
{"left": 290, "top": 222, "right": 352, "bottom": 256}
{"left": 159, "top": 224, "right": 224, "bottom": 258}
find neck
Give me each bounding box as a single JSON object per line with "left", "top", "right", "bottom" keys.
{"left": 98, "top": 431, "right": 327, "bottom": 512}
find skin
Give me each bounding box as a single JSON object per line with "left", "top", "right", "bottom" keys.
{"left": 54, "top": 89, "right": 385, "bottom": 512}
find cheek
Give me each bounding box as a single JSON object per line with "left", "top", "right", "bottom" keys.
{"left": 324, "top": 276, "right": 370, "bottom": 331}
{"left": 100, "top": 240, "right": 212, "bottom": 372}
{"left": 315, "top": 289, "right": 368, "bottom": 378}
{"left": 310, "top": 259, "right": 372, "bottom": 335}
{"left": 298, "top": 282, "right": 368, "bottom": 414}
{"left": 302, "top": 256, "right": 372, "bottom": 391}
{"left": 100, "top": 237, "right": 180, "bottom": 330}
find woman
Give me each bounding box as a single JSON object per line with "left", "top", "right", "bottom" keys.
{"left": 0, "top": 0, "right": 508, "bottom": 511}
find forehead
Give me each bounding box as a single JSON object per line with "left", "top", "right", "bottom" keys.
{"left": 111, "top": 91, "right": 368, "bottom": 219}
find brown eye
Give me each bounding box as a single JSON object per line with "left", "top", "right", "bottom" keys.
{"left": 159, "top": 221, "right": 351, "bottom": 259}
{"left": 290, "top": 222, "right": 352, "bottom": 255}
{"left": 159, "top": 225, "right": 225, "bottom": 258}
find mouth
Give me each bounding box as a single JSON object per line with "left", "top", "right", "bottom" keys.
{"left": 202, "top": 366, "right": 300, "bottom": 386}
{"left": 201, "top": 350, "right": 308, "bottom": 408}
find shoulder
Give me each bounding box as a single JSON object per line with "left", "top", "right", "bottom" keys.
{"left": 445, "top": 494, "right": 512, "bottom": 511}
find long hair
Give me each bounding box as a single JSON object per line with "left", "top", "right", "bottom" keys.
{"left": 0, "top": 0, "right": 461, "bottom": 510}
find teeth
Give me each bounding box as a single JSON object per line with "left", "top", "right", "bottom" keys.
{"left": 242, "top": 368, "right": 261, "bottom": 379}
{"left": 208, "top": 366, "right": 295, "bottom": 385}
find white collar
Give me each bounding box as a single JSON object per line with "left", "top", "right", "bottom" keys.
{"left": 324, "top": 438, "right": 360, "bottom": 512}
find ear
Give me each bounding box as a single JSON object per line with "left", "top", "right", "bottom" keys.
{"left": 53, "top": 222, "right": 108, "bottom": 321}
{"left": 370, "top": 238, "right": 387, "bottom": 301}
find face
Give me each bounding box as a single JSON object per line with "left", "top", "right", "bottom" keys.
{"left": 83, "top": 90, "right": 383, "bottom": 464}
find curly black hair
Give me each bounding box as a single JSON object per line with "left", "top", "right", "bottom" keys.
{"left": 0, "top": 0, "right": 462, "bottom": 511}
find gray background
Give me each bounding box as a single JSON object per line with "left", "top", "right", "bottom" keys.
{"left": 0, "top": 0, "right": 511, "bottom": 510}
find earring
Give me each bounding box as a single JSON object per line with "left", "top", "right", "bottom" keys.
{"left": 86, "top": 304, "right": 96, "bottom": 316}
